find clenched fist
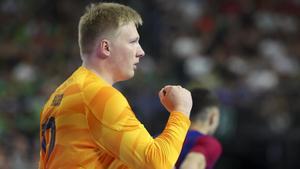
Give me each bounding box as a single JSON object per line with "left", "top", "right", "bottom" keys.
{"left": 159, "top": 85, "right": 193, "bottom": 118}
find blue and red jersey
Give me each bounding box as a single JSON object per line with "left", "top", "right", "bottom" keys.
{"left": 175, "top": 130, "right": 222, "bottom": 169}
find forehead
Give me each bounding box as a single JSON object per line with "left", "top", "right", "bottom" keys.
{"left": 114, "top": 22, "right": 139, "bottom": 38}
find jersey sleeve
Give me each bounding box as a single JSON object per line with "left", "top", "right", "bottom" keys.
{"left": 190, "top": 136, "right": 222, "bottom": 169}
{"left": 82, "top": 83, "right": 190, "bottom": 169}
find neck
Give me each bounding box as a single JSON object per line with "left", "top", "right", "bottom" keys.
{"left": 82, "top": 60, "right": 114, "bottom": 85}
{"left": 190, "top": 121, "right": 210, "bottom": 135}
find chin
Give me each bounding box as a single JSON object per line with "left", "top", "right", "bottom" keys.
{"left": 129, "top": 70, "right": 135, "bottom": 77}
{"left": 128, "top": 72, "right": 135, "bottom": 79}
{"left": 120, "top": 72, "right": 135, "bottom": 81}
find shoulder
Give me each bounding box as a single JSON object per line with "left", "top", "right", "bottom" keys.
{"left": 191, "top": 135, "right": 222, "bottom": 162}
{"left": 75, "top": 70, "right": 128, "bottom": 105}
{"left": 195, "top": 135, "right": 222, "bottom": 147}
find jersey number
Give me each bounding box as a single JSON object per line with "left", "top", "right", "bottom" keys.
{"left": 41, "top": 117, "right": 56, "bottom": 159}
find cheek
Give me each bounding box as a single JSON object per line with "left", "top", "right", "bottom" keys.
{"left": 114, "top": 44, "right": 135, "bottom": 64}
{"left": 124, "top": 46, "right": 135, "bottom": 60}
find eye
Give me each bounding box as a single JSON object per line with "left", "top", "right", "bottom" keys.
{"left": 130, "top": 37, "right": 139, "bottom": 43}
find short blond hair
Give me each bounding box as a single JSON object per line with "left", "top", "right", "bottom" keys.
{"left": 78, "top": 2, "right": 142, "bottom": 56}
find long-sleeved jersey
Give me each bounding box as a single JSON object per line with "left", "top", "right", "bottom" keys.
{"left": 39, "top": 66, "right": 190, "bottom": 169}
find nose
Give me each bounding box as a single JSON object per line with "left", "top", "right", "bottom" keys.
{"left": 137, "top": 44, "right": 145, "bottom": 58}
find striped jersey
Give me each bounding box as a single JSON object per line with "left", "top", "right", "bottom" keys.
{"left": 175, "top": 130, "right": 222, "bottom": 169}
{"left": 39, "top": 66, "right": 190, "bottom": 169}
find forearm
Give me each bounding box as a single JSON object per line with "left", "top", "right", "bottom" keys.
{"left": 89, "top": 110, "right": 190, "bottom": 169}
{"left": 144, "top": 111, "right": 190, "bottom": 168}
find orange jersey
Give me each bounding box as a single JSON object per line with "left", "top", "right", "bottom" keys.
{"left": 39, "top": 66, "right": 190, "bottom": 169}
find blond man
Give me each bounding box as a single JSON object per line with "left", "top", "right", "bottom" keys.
{"left": 39, "top": 2, "right": 192, "bottom": 169}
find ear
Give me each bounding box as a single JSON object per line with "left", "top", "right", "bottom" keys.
{"left": 96, "top": 39, "right": 110, "bottom": 59}
{"left": 208, "top": 112, "right": 215, "bottom": 126}
{"left": 209, "top": 110, "right": 218, "bottom": 126}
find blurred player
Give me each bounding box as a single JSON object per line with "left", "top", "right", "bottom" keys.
{"left": 38, "top": 2, "right": 192, "bottom": 169}
{"left": 175, "top": 88, "right": 222, "bottom": 169}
